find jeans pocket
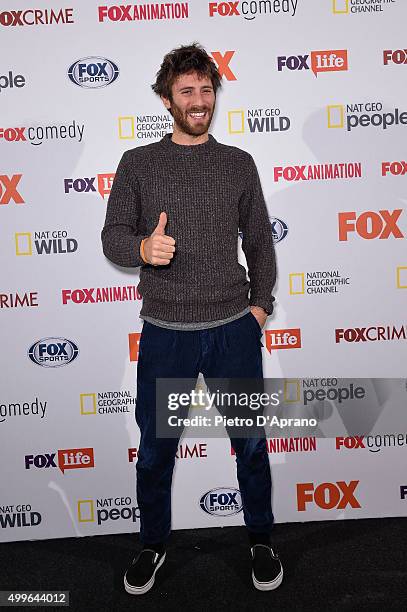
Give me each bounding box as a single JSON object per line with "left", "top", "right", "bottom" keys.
{"left": 248, "top": 312, "right": 263, "bottom": 335}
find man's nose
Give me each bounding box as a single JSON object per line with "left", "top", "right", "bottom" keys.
{"left": 190, "top": 92, "right": 206, "bottom": 108}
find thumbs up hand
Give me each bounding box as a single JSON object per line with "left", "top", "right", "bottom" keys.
{"left": 141, "top": 212, "right": 176, "bottom": 266}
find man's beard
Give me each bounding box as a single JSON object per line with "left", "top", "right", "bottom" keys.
{"left": 170, "top": 100, "right": 215, "bottom": 137}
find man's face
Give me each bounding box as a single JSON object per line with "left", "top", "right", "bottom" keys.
{"left": 162, "top": 71, "right": 216, "bottom": 137}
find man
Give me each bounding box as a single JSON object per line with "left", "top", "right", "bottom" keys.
{"left": 101, "top": 43, "right": 282, "bottom": 595}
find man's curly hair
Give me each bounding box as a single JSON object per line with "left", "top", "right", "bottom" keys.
{"left": 151, "top": 42, "right": 222, "bottom": 101}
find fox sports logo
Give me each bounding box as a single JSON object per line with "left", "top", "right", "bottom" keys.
{"left": 28, "top": 338, "right": 79, "bottom": 368}
{"left": 270, "top": 217, "right": 288, "bottom": 243}
{"left": 199, "top": 487, "right": 243, "bottom": 516}
{"left": 239, "top": 217, "right": 288, "bottom": 244}
{"left": 68, "top": 57, "right": 119, "bottom": 89}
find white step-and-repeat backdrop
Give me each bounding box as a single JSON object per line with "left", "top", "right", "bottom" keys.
{"left": 1, "top": 0, "right": 406, "bottom": 542}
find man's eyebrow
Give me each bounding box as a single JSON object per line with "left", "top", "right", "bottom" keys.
{"left": 178, "top": 85, "right": 213, "bottom": 92}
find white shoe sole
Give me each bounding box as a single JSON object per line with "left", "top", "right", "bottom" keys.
{"left": 124, "top": 552, "right": 166, "bottom": 595}
{"left": 252, "top": 567, "right": 283, "bottom": 591}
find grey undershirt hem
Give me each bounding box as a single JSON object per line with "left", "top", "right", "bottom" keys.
{"left": 140, "top": 306, "right": 251, "bottom": 331}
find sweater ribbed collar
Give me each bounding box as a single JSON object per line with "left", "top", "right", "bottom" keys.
{"left": 159, "top": 132, "right": 217, "bottom": 155}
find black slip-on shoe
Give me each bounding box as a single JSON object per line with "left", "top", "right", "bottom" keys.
{"left": 124, "top": 548, "right": 166, "bottom": 595}
{"left": 251, "top": 543, "right": 283, "bottom": 591}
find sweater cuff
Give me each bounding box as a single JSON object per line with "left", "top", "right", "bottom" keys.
{"left": 249, "top": 297, "right": 275, "bottom": 316}
{"left": 134, "top": 235, "right": 150, "bottom": 267}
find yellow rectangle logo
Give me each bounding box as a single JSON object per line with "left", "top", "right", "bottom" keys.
{"left": 327, "top": 105, "right": 344, "bottom": 128}
{"left": 396, "top": 266, "right": 407, "bottom": 289}
{"left": 118, "top": 116, "right": 135, "bottom": 139}
{"left": 289, "top": 272, "right": 305, "bottom": 295}
{"left": 284, "top": 379, "right": 301, "bottom": 403}
{"left": 15, "top": 232, "right": 32, "bottom": 256}
{"left": 333, "top": 0, "right": 349, "bottom": 14}
{"left": 80, "top": 393, "right": 97, "bottom": 415}
{"left": 77, "top": 500, "right": 94, "bottom": 523}
{"left": 228, "top": 110, "right": 245, "bottom": 134}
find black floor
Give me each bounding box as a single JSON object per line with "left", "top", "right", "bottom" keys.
{"left": 2, "top": 518, "right": 407, "bottom": 611}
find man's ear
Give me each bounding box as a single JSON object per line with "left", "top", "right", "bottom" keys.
{"left": 161, "top": 95, "right": 171, "bottom": 111}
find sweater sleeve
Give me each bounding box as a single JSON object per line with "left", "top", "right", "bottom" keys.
{"left": 238, "top": 154, "right": 277, "bottom": 315}
{"left": 101, "top": 151, "right": 149, "bottom": 268}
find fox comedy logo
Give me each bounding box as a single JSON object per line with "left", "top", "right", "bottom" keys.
{"left": 327, "top": 102, "right": 407, "bottom": 132}
{"left": 0, "top": 174, "right": 24, "bottom": 205}
{"left": 209, "top": 0, "right": 299, "bottom": 19}
{"left": 0, "top": 120, "right": 84, "bottom": 144}
{"left": 199, "top": 487, "right": 242, "bottom": 516}
{"left": 28, "top": 337, "right": 79, "bottom": 367}
{"left": 68, "top": 57, "right": 119, "bottom": 88}
{"left": 297, "top": 481, "right": 361, "bottom": 511}
{"left": 25, "top": 448, "right": 94, "bottom": 473}
{"left": 277, "top": 49, "right": 348, "bottom": 76}
{"left": 64, "top": 174, "right": 115, "bottom": 198}
{"left": 338, "top": 209, "right": 404, "bottom": 241}
{"left": 336, "top": 436, "right": 365, "bottom": 450}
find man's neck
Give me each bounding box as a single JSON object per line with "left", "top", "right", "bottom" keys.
{"left": 171, "top": 127, "right": 209, "bottom": 146}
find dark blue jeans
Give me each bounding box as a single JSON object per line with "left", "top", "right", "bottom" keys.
{"left": 135, "top": 311, "right": 274, "bottom": 546}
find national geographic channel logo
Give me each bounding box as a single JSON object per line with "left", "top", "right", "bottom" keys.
{"left": 289, "top": 270, "right": 350, "bottom": 296}
{"left": 228, "top": 107, "right": 290, "bottom": 135}
{"left": 79, "top": 390, "right": 136, "bottom": 416}
{"left": 327, "top": 102, "right": 407, "bottom": 131}
{"left": 332, "top": 0, "right": 397, "bottom": 15}
{"left": 118, "top": 113, "right": 173, "bottom": 140}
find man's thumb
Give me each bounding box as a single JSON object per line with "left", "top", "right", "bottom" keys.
{"left": 153, "top": 211, "right": 167, "bottom": 235}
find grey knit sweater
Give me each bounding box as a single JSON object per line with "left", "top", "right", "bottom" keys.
{"left": 101, "top": 133, "right": 276, "bottom": 323}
